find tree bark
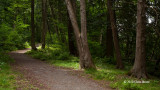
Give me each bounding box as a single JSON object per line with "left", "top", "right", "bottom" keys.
{"left": 107, "top": 0, "right": 124, "bottom": 69}
{"left": 41, "top": 0, "right": 47, "bottom": 49}
{"left": 31, "top": 0, "right": 37, "bottom": 50}
{"left": 129, "top": 0, "right": 148, "bottom": 79}
{"left": 106, "top": 11, "right": 113, "bottom": 57}
{"left": 65, "top": 0, "right": 96, "bottom": 69}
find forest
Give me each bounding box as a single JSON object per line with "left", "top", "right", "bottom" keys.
{"left": 0, "top": 0, "right": 160, "bottom": 90}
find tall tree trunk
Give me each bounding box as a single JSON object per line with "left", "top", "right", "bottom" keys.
{"left": 107, "top": 0, "right": 124, "bottom": 69}
{"left": 68, "top": 0, "right": 77, "bottom": 56}
{"left": 42, "top": 0, "right": 47, "bottom": 49}
{"left": 65, "top": 0, "right": 96, "bottom": 69}
{"left": 129, "top": 0, "right": 147, "bottom": 79}
{"left": 106, "top": 11, "right": 113, "bottom": 57}
{"left": 31, "top": 0, "right": 37, "bottom": 50}
{"left": 80, "top": 0, "right": 95, "bottom": 69}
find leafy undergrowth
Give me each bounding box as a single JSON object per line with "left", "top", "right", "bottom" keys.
{"left": 26, "top": 45, "right": 79, "bottom": 69}
{"left": 0, "top": 63, "right": 16, "bottom": 90}
{"left": 0, "top": 52, "right": 38, "bottom": 90}
{"left": 27, "top": 45, "right": 160, "bottom": 90}
{"left": 0, "top": 52, "right": 16, "bottom": 90}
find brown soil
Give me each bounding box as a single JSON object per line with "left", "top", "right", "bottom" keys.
{"left": 9, "top": 49, "right": 112, "bottom": 90}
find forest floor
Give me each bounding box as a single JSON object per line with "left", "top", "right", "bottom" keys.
{"left": 9, "top": 49, "right": 112, "bottom": 90}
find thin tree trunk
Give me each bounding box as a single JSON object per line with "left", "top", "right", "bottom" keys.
{"left": 107, "top": 0, "right": 124, "bottom": 69}
{"left": 129, "top": 0, "right": 148, "bottom": 79}
{"left": 65, "top": 0, "right": 96, "bottom": 69}
{"left": 42, "top": 0, "right": 47, "bottom": 49}
{"left": 106, "top": 11, "right": 113, "bottom": 57}
{"left": 31, "top": 0, "right": 37, "bottom": 50}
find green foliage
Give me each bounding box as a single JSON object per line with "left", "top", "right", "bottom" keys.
{"left": 0, "top": 0, "right": 31, "bottom": 51}
{"left": 0, "top": 68, "right": 16, "bottom": 90}
{"left": 0, "top": 23, "right": 30, "bottom": 51}
{"left": 57, "top": 52, "right": 70, "bottom": 60}
{"left": 94, "top": 57, "right": 116, "bottom": 65}
{"left": 110, "top": 81, "right": 143, "bottom": 90}
{"left": 0, "top": 52, "right": 16, "bottom": 89}
{"left": 88, "top": 40, "right": 104, "bottom": 57}
{"left": 85, "top": 69, "right": 116, "bottom": 81}
{"left": 0, "top": 52, "right": 14, "bottom": 64}
{"left": 27, "top": 44, "right": 80, "bottom": 69}
{"left": 50, "top": 59, "right": 79, "bottom": 69}
{"left": 23, "top": 42, "right": 30, "bottom": 48}
{"left": 121, "top": 82, "right": 143, "bottom": 90}
{"left": 27, "top": 44, "right": 71, "bottom": 61}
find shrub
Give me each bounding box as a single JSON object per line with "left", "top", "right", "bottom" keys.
{"left": 0, "top": 52, "right": 14, "bottom": 64}
{"left": 27, "top": 45, "right": 71, "bottom": 61}
{"left": 88, "top": 40, "right": 103, "bottom": 57}
{"left": 57, "top": 52, "right": 70, "bottom": 60}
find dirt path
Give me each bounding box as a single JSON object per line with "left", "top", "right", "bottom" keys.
{"left": 9, "top": 49, "right": 112, "bottom": 90}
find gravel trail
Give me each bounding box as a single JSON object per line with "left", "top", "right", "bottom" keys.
{"left": 9, "top": 49, "right": 112, "bottom": 90}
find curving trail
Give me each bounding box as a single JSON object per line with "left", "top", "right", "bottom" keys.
{"left": 9, "top": 49, "right": 112, "bottom": 90}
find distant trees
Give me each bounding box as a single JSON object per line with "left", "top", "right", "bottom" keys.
{"left": 65, "top": 0, "right": 96, "bottom": 69}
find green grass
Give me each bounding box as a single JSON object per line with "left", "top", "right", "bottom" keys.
{"left": 0, "top": 63, "right": 16, "bottom": 90}
{"left": 26, "top": 45, "right": 160, "bottom": 90}
{"left": 0, "top": 52, "right": 16, "bottom": 90}
{"left": 49, "top": 59, "right": 79, "bottom": 69}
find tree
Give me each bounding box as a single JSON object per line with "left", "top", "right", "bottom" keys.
{"left": 41, "top": 0, "right": 47, "bottom": 49}
{"left": 31, "top": 0, "right": 37, "bottom": 50}
{"left": 106, "top": 11, "right": 113, "bottom": 57}
{"left": 107, "top": 0, "right": 124, "bottom": 69}
{"left": 65, "top": 0, "right": 96, "bottom": 69}
{"left": 129, "top": 0, "right": 148, "bottom": 78}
